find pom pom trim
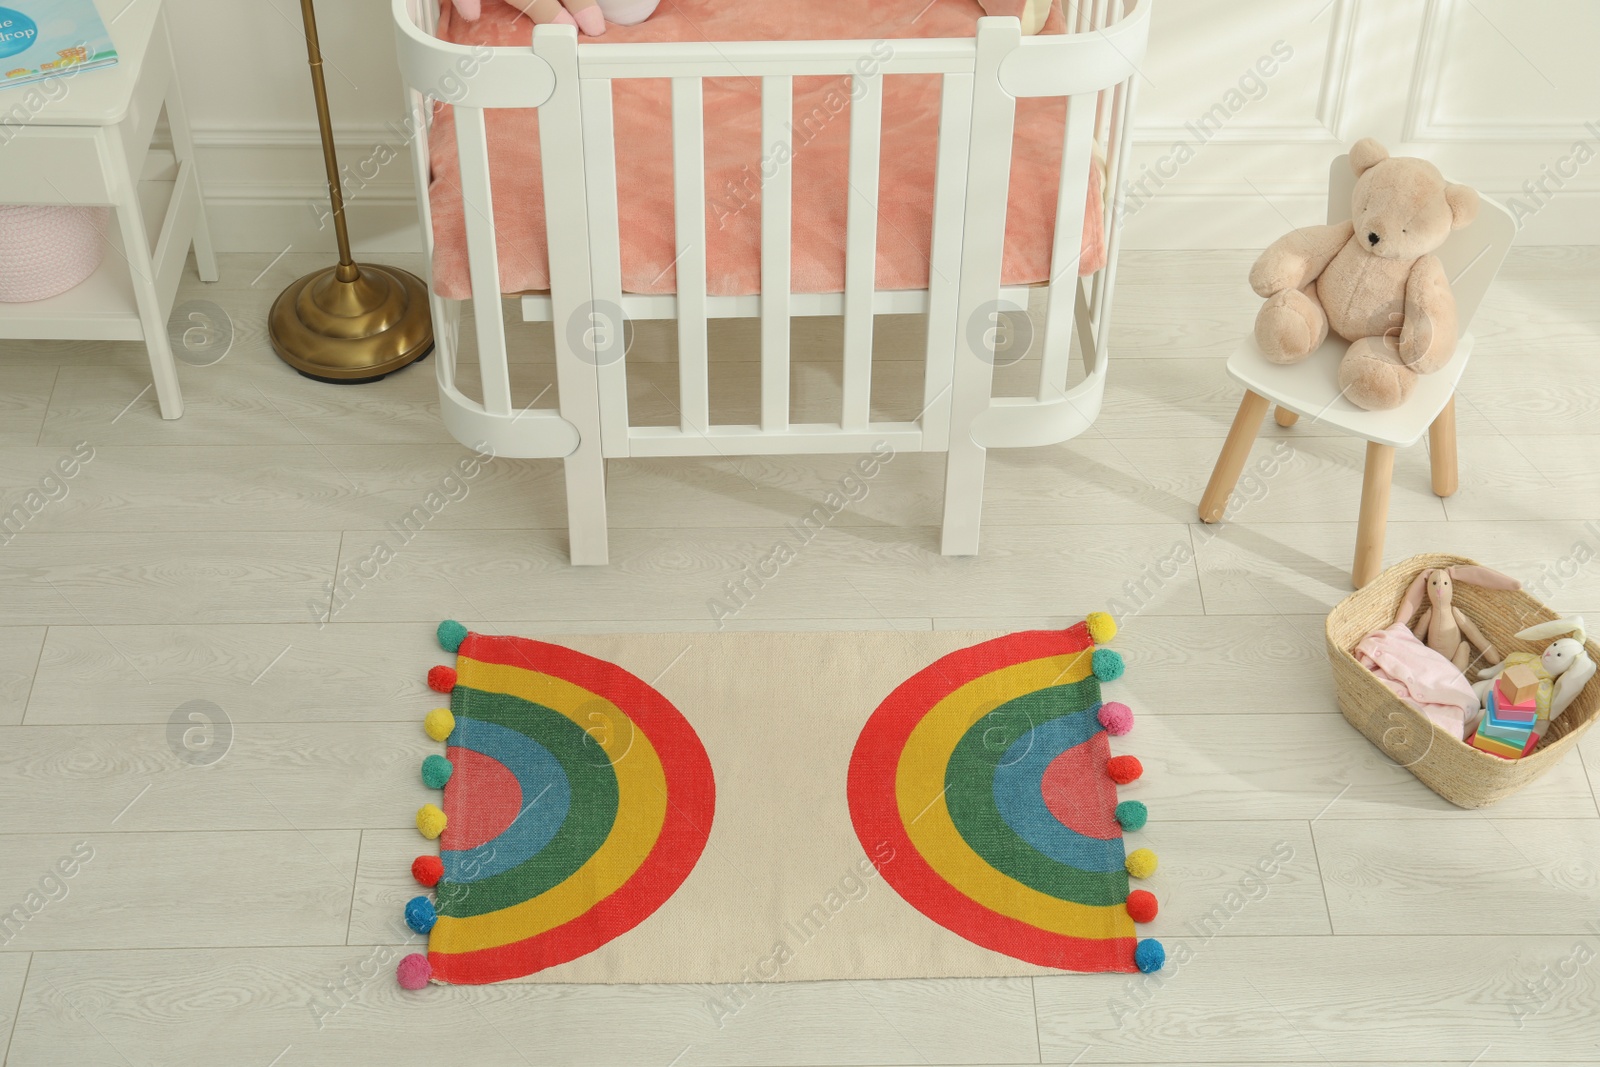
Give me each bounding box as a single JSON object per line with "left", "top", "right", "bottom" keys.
{"left": 1091, "top": 648, "right": 1125, "bottom": 682}
{"left": 427, "top": 665, "right": 458, "bottom": 693}
{"left": 1098, "top": 701, "right": 1134, "bottom": 736}
{"left": 423, "top": 707, "right": 456, "bottom": 743}
{"left": 1087, "top": 611, "right": 1117, "bottom": 645}
{"left": 1134, "top": 938, "right": 1165, "bottom": 973}
{"left": 416, "top": 803, "right": 448, "bottom": 840}
{"left": 397, "top": 952, "right": 432, "bottom": 989}
{"left": 1115, "top": 799, "right": 1148, "bottom": 832}
{"left": 436, "top": 619, "right": 468, "bottom": 654}
{"left": 421, "top": 753, "right": 454, "bottom": 789}
{"left": 1125, "top": 889, "right": 1158, "bottom": 923}
{"left": 1107, "top": 754, "right": 1143, "bottom": 784}
{"left": 1125, "top": 847, "right": 1158, "bottom": 879}
{"left": 412, "top": 855, "right": 443, "bottom": 887}
{"left": 405, "top": 895, "right": 439, "bottom": 935}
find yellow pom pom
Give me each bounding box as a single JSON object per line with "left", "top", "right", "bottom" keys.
{"left": 1125, "top": 847, "right": 1158, "bottom": 879}
{"left": 416, "top": 804, "right": 448, "bottom": 840}
{"left": 1087, "top": 612, "right": 1117, "bottom": 645}
{"left": 424, "top": 708, "right": 455, "bottom": 742}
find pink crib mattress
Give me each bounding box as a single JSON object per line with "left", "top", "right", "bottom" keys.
{"left": 427, "top": 0, "right": 1105, "bottom": 300}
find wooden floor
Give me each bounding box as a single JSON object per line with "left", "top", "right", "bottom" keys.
{"left": 2, "top": 248, "right": 1598, "bottom": 1066}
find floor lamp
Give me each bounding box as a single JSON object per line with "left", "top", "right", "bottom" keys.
{"left": 269, "top": 0, "right": 433, "bottom": 383}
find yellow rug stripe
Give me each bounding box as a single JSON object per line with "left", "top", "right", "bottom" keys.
{"left": 896, "top": 651, "right": 1133, "bottom": 938}
{"left": 430, "top": 656, "right": 668, "bottom": 953}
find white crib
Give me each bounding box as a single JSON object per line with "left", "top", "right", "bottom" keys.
{"left": 391, "top": 0, "right": 1150, "bottom": 564}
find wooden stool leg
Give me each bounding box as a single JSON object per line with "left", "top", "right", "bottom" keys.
{"left": 1429, "top": 396, "right": 1458, "bottom": 498}
{"left": 1354, "top": 442, "right": 1395, "bottom": 588}
{"left": 1274, "top": 406, "right": 1299, "bottom": 427}
{"left": 1199, "top": 391, "right": 1271, "bottom": 523}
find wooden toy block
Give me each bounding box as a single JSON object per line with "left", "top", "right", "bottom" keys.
{"left": 1497, "top": 664, "right": 1541, "bottom": 706}
{"left": 1470, "top": 727, "right": 1538, "bottom": 760}
{"left": 1485, "top": 690, "right": 1536, "bottom": 729}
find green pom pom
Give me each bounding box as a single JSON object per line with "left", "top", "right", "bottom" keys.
{"left": 421, "top": 754, "right": 454, "bottom": 789}
{"left": 1092, "top": 648, "right": 1125, "bottom": 682}
{"left": 1116, "top": 800, "right": 1148, "bottom": 832}
{"left": 436, "top": 620, "right": 468, "bottom": 654}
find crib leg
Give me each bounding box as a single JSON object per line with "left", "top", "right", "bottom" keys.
{"left": 940, "top": 439, "right": 987, "bottom": 556}
{"left": 564, "top": 449, "right": 609, "bottom": 566}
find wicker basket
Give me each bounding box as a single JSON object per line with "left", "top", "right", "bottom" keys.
{"left": 1326, "top": 552, "right": 1600, "bottom": 808}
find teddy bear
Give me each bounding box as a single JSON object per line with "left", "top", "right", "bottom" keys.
{"left": 449, "top": 0, "right": 659, "bottom": 35}
{"left": 1248, "top": 138, "right": 1480, "bottom": 411}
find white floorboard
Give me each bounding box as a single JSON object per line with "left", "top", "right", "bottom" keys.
{"left": 1, "top": 248, "right": 1598, "bottom": 1065}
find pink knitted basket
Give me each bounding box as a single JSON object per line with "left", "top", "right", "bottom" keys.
{"left": 0, "top": 205, "right": 109, "bottom": 302}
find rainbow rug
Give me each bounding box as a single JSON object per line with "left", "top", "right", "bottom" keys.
{"left": 396, "top": 617, "right": 1163, "bottom": 987}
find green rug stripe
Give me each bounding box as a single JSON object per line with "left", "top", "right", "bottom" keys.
{"left": 942, "top": 678, "right": 1130, "bottom": 907}
{"left": 436, "top": 686, "right": 620, "bottom": 918}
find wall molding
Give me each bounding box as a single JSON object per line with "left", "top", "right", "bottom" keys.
{"left": 193, "top": 116, "right": 1600, "bottom": 255}
{"left": 1313, "top": 0, "right": 1359, "bottom": 140}
{"left": 1405, "top": 0, "right": 1595, "bottom": 143}
{"left": 1134, "top": 0, "right": 1354, "bottom": 147}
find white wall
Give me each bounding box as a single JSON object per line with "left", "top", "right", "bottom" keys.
{"left": 176, "top": 0, "right": 1600, "bottom": 253}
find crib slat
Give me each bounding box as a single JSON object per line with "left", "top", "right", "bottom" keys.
{"left": 1090, "top": 78, "right": 1126, "bottom": 327}
{"left": 1094, "top": 73, "right": 1145, "bottom": 367}
{"left": 672, "top": 77, "right": 710, "bottom": 435}
{"left": 1037, "top": 91, "right": 1096, "bottom": 401}
{"left": 760, "top": 75, "right": 793, "bottom": 433}
{"left": 841, "top": 72, "right": 882, "bottom": 433}
{"left": 920, "top": 72, "right": 974, "bottom": 451}
{"left": 454, "top": 105, "right": 513, "bottom": 417}
{"left": 580, "top": 77, "right": 630, "bottom": 457}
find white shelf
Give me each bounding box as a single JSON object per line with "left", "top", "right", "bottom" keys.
{"left": 0, "top": 169, "right": 180, "bottom": 342}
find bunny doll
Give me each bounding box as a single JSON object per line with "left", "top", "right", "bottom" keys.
{"left": 448, "top": 0, "right": 659, "bottom": 35}
{"left": 1470, "top": 617, "right": 1597, "bottom": 740}
{"left": 1392, "top": 565, "right": 1521, "bottom": 673}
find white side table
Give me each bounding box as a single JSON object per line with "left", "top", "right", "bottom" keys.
{"left": 0, "top": 0, "right": 216, "bottom": 419}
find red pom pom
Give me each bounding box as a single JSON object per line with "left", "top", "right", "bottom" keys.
{"left": 1107, "top": 755, "right": 1143, "bottom": 784}
{"left": 412, "top": 855, "right": 444, "bottom": 887}
{"left": 1126, "top": 889, "right": 1158, "bottom": 923}
{"left": 427, "top": 665, "right": 457, "bottom": 693}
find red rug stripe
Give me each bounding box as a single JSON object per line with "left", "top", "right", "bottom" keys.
{"left": 431, "top": 634, "right": 716, "bottom": 984}
{"left": 848, "top": 626, "right": 1137, "bottom": 973}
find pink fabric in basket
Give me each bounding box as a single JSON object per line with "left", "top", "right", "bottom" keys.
{"left": 1355, "top": 624, "right": 1480, "bottom": 740}
{"left": 427, "top": 0, "right": 1106, "bottom": 299}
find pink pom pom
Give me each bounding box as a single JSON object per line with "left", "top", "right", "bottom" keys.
{"left": 397, "top": 953, "right": 432, "bottom": 990}
{"left": 427, "top": 666, "right": 457, "bottom": 693}
{"left": 1098, "top": 702, "right": 1134, "bottom": 736}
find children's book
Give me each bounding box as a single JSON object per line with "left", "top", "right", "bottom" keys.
{"left": 0, "top": 1, "right": 118, "bottom": 92}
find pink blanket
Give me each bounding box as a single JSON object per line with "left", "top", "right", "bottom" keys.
{"left": 428, "top": 0, "right": 1106, "bottom": 299}
{"left": 1355, "top": 624, "right": 1480, "bottom": 740}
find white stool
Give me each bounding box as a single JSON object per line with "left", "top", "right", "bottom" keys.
{"left": 1198, "top": 155, "right": 1516, "bottom": 589}
{"left": 0, "top": 0, "right": 216, "bottom": 419}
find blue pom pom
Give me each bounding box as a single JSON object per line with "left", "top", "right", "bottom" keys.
{"left": 1116, "top": 800, "right": 1148, "bottom": 832}
{"left": 1134, "top": 938, "right": 1165, "bottom": 973}
{"left": 436, "top": 620, "right": 468, "bottom": 654}
{"left": 1092, "top": 648, "right": 1125, "bottom": 682}
{"left": 421, "top": 754, "right": 454, "bottom": 789}
{"left": 405, "top": 896, "right": 438, "bottom": 935}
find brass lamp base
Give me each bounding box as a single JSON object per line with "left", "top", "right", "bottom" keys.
{"left": 268, "top": 263, "right": 434, "bottom": 383}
